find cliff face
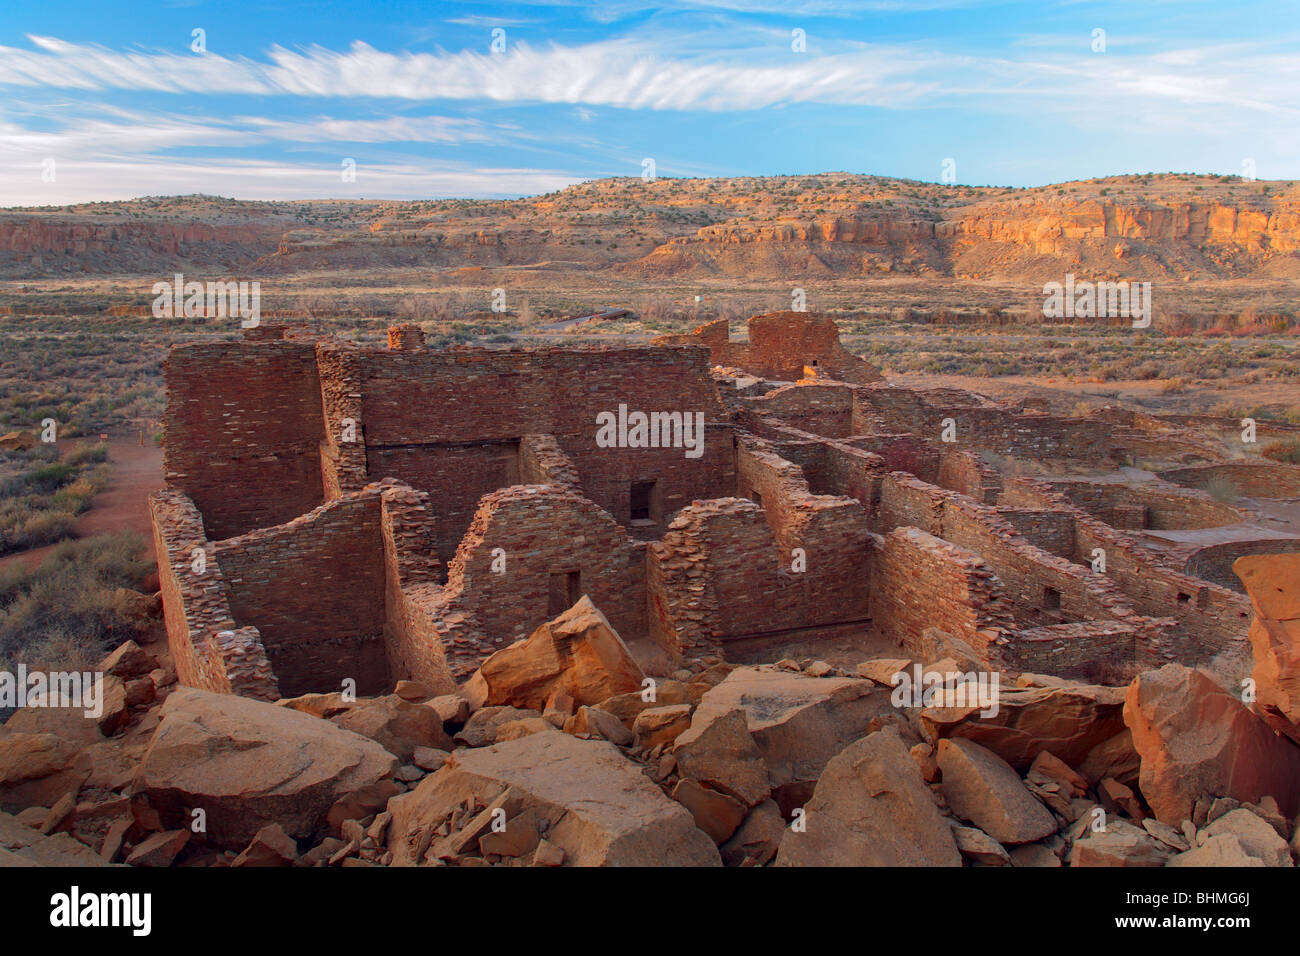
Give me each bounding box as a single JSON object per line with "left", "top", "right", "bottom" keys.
{"left": 2, "top": 174, "right": 1298, "bottom": 283}
{"left": 625, "top": 197, "right": 1300, "bottom": 280}
{"left": 0, "top": 217, "right": 282, "bottom": 273}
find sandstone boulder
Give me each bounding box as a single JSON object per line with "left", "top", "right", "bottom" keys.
{"left": 720, "top": 799, "right": 785, "bottom": 867}
{"left": 673, "top": 707, "right": 772, "bottom": 809}
{"left": 131, "top": 688, "right": 398, "bottom": 850}
{"left": 329, "top": 695, "right": 454, "bottom": 760}
{"left": 0, "top": 733, "right": 88, "bottom": 813}
{"left": 1123, "top": 664, "right": 1300, "bottom": 824}
{"left": 773, "top": 728, "right": 961, "bottom": 867}
{"left": 1198, "top": 808, "right": 1293, "bottom": 866}
{"left": 386, "top": 732, "right": 721, "bottom": 866}
{"left": 687, "top": 667, "right": 893, "bottom": 813}
{"left": 1069, "top": 818, "right": 1171, "bottom": 867}
{"left": 936, "top": 738, "right": 1057, "bottom": 845}
{"left": 462, "top": 597, "right": 645, "bottom": 711}
{"left": 922, "top": 682, "right": 1127, "bottom": 770}
{"left": 1233, "top": 553, "right": 1300, "bottom": 745}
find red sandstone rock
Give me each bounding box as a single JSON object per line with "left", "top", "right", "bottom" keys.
{"left": 671, "top": 778, "right": 748, "bottom": 844}
{"left": 131, "top": 688, "right": 398, "bottom": 850}
{"left": 774, "top": 728, "right": 961, "bottom": 867}
{"left": 0, "top": 734, "right": 88, "bottom": 813}
{"left": 98, "top": 640, "right": 157, "bottom": 680}
{"left": 672, "top": 707, "right": 772, "bottom": 809}
{"left": 329, "top": 695, "right": 454, "bottom": 760}
{"left": 386, "top": 732, "right": 721, "bottom": 867}
{"left": 1123, "top": 664, "right": 1300, "bottom": 824}
{"left": 719, "top": 799, "right": 785, "bottom": 866}
{"left": 921, "top": 682, "right": 1128, "bottom": 771}
{"left": 936, "top": 738, "right": 1058, "bottom": 845}
{"left": 1234, "top": 553, "right": 1300, "bottom": 744}
{"left": 685, "top": 667, "right": 893, "bottom": 814}
{"left": 462, "top": 597, "right": 645, "bottom": 712}
{"left": 126, "top": 829, "right": 190, "bottom": 867}
{"left": 632, "top": 704, "right": 693, "bottom": 749}
{"left": 232, "top": 823, "right": 299, "bottom": 867}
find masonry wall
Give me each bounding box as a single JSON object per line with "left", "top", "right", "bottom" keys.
{"left": 149, "top": 490, "right": 279, "bottom": 699}
{"left": 858, "top": 385, "right": 1114, "bottom": 461}
{"left": 1009, "top": 621, "right": 1139, "bottom": 684}
{"left": 351, "top": 345, "right": 734, "bottom": 543}
{"left": 378, "top": 483, "right": 458, "bottom": 695}
{"left": 869, "top": 527, "right": 1016, "bottom": 663}
{"left": 431, "top": 485, "right": 646, "bottom": 680}
{"left": 652, "top": 312, "right": 882, "bottom": 384}
{"left": 1159, "top": 461, "right": 1300, "bottom": 499}
{"left": 212, "top": 491, "right": 389, "bottom": 697}
{"left": 163, "top": 342, "right": 326, "bottom": 539}
{"left": 1038, "top": 478, "right": 1243, "bottom": 530}
{"left": 744, "top": 383, "right": 857, "bottom": 438}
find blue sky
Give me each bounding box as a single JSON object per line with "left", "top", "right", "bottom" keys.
{"left": 0, "top": 0, "right": 1296, "bottom": 205}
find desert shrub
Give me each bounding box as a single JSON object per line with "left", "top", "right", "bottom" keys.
{"left": 1261, "top": 439, "right": 1300, "bottom": 465}
{"left": 0, "top": 532, "right": 151, "bottom": 671}
{"left": 1204, "top": 477, "right": 1239, "bottom": 502}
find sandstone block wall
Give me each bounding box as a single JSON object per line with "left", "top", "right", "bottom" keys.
{"left": 869, "top": 527, "right": 1016, "bottom": 663}
{"left": 432, "top": 484, "right": 646, "bottom": 680}
{"left": 212, "top": 491, "right": 390, "bottom": 698}
{"left": 653, "top": 312, "right": 883, "bottom": 384}
{"left": 163, "top": 342, "right": 327, "bottom": 540}
{"left": 149, "top": 490, "right": 279, "bottom": 700}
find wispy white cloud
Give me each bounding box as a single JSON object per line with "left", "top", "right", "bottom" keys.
{"left": 0, "top": 156, "right": 581, "bottom": 206}
{"left": 1, "top": 32, "right": 1297, "bottom": 121}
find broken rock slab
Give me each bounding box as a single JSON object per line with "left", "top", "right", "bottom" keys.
{"left": 131, "top": 688, "right": 398, "bottom": 851}
{"left": 1123, "top": 664, "right": 1300, "bottom": 824}
{"left": 330, "top": 695, "right": 454, "bottom": 760}
{"left": 462, "top": 596, "right": 645, "bottom": 712}
{"left": 922, "top": 682, "right": 1128, "bottom": 771}
{"left": 686, "top": 667, "right": 894, "bottom": 814}
{"left": 773, "top": 727, "right": 961, "bottom": 867}
{"left": 386, "top": 732, "right": 720, "bottom": 867}
{"left": 936, "top": 738, "right": 1057, "bottom": 845}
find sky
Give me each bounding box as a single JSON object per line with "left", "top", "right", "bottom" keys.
{"left": 0, "top": 0, "right": 1297, "bottom": 205}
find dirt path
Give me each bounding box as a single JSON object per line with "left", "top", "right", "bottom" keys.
{"left": 0, "top": 433, "right": 164, "bottom": 575}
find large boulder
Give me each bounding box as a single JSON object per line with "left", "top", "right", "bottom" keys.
{"left": 773, "top": 728, "right": 961, "bottom": 867}
{"left": 1123, "top": 664, "right": 1300, "bottom": 824}
{"left": 684, "top": 667, "right": 893, "bottom": 813}
{"left": 1235, "top": 553, "right": 1300, "bottom": 744}
{"left": 921, "top": 682, "right": 1127, "bottom": 771}
{"left": 386, "top": 732, "right": 720, "bottom": 867}
{"left": 0, "top": 733, "right": 88, "bottom": 813}
{"left": 131, "top": 688, "right": 398, "bottom": 850}
{"left": 329, "top": 695, "right": 453, "bottom": 760}
{"left": 462, "top": 597, "right": 645, "bottom": 711}
{"left": 936, "top": 738, "right": 1057, "bottom": 845}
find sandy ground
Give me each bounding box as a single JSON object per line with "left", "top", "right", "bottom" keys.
{"left": 0, "top": 433, "right": 163, "bottom": 575}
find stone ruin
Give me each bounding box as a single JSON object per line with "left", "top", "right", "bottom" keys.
{"left": 6, "top": 309, "right": 1300, "bottom": 869}
{"left": 150, "top": 310, "right": 1293, "bottom": 701}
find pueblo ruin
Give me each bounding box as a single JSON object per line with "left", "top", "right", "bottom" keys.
{"left": 5, "top": 310, "right": 1300, "bottom": 869}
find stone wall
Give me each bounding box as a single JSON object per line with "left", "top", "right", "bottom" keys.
{"left": 162, "top": 341, "right": 326, "bottom": 540}
{"left": 869, "top": 527, "right": 1016, "bottom": 663}
{"left": 431, "top": 484, "right": 646, "bottom": 680}
{"left": 149, "top": 490, "right": 279, "bottom": 700}
{"left": 1159, "top": 461, "right": 1300, "bottom": 499}
{"left": 212, "top": 490, "right": 389, "bottom": 698}
{"left": 652, "top": 312, "right": 883, "bottom": 384}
